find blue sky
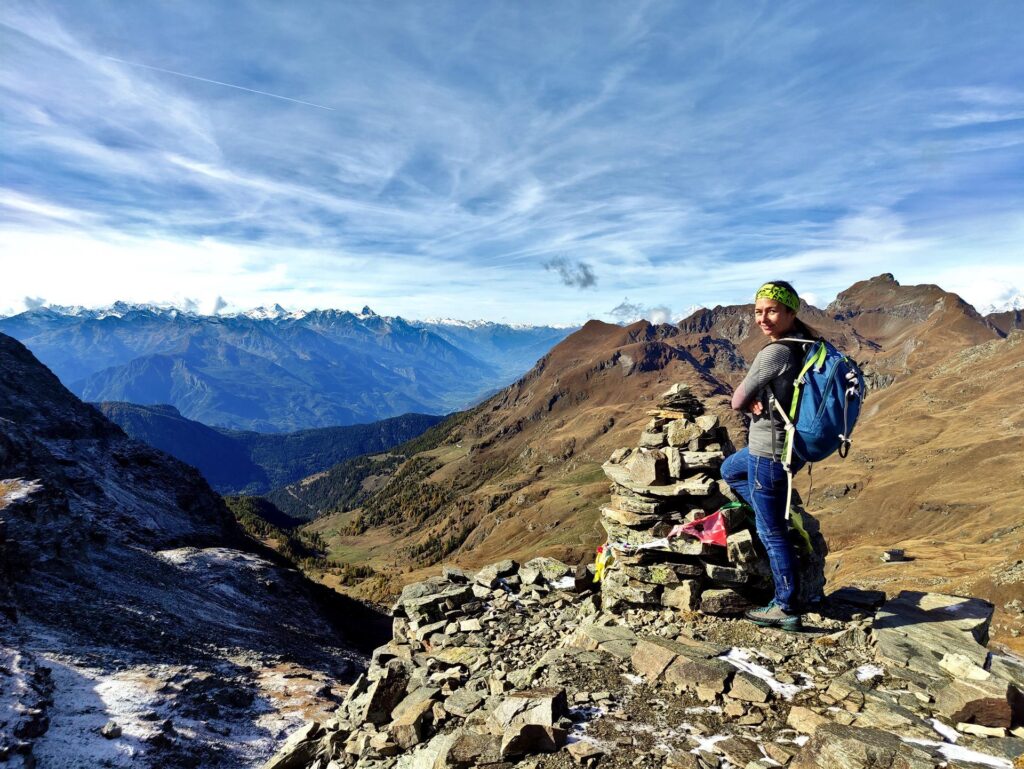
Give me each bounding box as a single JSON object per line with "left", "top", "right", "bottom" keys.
{"left": 2, "top": 1, "right": 1023, "bottom": 324}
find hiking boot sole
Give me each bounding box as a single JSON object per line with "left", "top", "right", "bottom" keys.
{"left": 748, "top": 616, "right": 803, "bottom": 632}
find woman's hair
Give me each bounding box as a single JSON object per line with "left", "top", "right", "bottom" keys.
{"left": 763, "top": 279, "right": 820, "bottom": 339}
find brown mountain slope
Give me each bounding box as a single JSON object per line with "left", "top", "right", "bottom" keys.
{"left": 305, "top": 320, "right": 744, "bottom": 587}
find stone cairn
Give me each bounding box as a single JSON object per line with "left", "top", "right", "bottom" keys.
{"left": 598, "top": 383, "right": 827, "bottom": 616}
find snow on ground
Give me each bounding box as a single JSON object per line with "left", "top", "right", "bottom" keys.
{"left": 0, "top": 477, "right": 42, "bottom": 507}
{"left": 855, "top": 663, "right": 885, "bottom": 682}
{"left": 904, "top": 738, "right": 1013, "bottom": 768}
{"left": 32, "top": 656, "right": 155, "bottom": 769}
{"left": 929, "top": 718, "right": 960, "bottom": 743}
{"left": 721, "top": 648, "right": 813, "bottom": 700}
{"left": 620, "top": 672, "right": 644, "bottom": 685}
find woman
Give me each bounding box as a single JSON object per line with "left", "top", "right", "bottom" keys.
{"left": 721, "top": 280, "right": 816, "bottom": 632}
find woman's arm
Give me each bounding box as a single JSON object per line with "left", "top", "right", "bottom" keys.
{"left": 732, "top": 344, "right": 791, "bottom": 412}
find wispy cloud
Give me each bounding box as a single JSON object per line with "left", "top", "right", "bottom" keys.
{"left": 1, "top": 1, "right": 1023, "bottom": 322}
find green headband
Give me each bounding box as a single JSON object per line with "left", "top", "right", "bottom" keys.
{"left": 755, "top": 283, "right": 800, "bottom": 312}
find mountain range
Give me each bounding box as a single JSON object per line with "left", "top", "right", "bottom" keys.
{"left": 274, "top": 274, "right": 1023, "bottom": 651}
{"left": 0, "top": 303, "right": 573, "bottom": 433}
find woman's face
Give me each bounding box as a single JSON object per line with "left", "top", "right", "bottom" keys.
{"left": 754, "top": 298, "right": 796, "bottom": 339}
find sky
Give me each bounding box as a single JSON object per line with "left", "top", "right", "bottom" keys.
{"left": 2, "top": 0, "right": 1023, "bottom": 324}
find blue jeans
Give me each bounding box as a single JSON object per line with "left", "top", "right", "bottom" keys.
{"left": 720, "top": 447, "right": 804, "bottom": 612}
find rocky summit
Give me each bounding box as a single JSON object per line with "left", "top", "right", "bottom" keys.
{"left": 265, "top": 385, "right": 1023, "bottom": 769}
{"left": 265, "top": 556, "right": 1024, "bottom": 769}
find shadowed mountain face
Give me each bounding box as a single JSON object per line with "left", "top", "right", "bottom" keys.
{"left": 0, "top": 332, "right": 386, "bottom": 768}
{"left": 0, "top": 306, "right": 574, "bottom": 432}
{"left": 95, "top": 401, "right": 443, "bottom": 495}
{"left": 291, "top": 275, "right": 1022, "bottom": 649}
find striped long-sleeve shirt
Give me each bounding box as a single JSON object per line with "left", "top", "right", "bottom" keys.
{"left": 731, "top": 337, "right": 807, "bottom": 459}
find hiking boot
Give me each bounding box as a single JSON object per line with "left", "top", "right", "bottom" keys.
{"left": 745, "top": 601, "right": 802, "bottom": 632}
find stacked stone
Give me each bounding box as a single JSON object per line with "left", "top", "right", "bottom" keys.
{"left": 599, "top": 383, "right": 827, "bottom": 616}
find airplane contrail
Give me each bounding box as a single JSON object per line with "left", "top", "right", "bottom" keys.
{"left": 103, "top": 55, "right": 335, "bottom": 111}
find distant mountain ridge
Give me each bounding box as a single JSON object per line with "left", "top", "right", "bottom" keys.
{"left": 96, "top": 401, "right": 443, "bottom": 494}
{"left": 0, "top": 303, "right": 575, "bottom": 432}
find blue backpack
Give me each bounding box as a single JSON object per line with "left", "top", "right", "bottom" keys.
{"left": 772, "top": 338, "right": 867, "bottom": 515}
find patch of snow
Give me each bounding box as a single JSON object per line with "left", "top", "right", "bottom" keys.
{"left": 551, "top": 576, "right": 577, "bottom": 590}
{"left": 929, "top": 718, "right": 960, "bottom": 743}
{"left": 855, "top": 663, "right": 885, "bottom": 682}
{"left": 690, "top": 734, "right": 729, "bottom": 754}
{"left": 621, "top": 672, "right": 644, "bottom": 685}
{"left": 905, "top": 738, "right": 1012, "bottom": 768}
{"left": 721, "top": 648, "right": 813, "bottom": 700}
{"left": 793, "top": 734, "right": 810, "bottom": 746}
{"left": 1, "top": 478, "right": 43, "bottom": 506}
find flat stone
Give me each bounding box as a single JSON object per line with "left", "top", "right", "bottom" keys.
{"left": 680, "top": 450, "right": 725, "bottom": 470}
{"left": 475, "top": 560, "right": 518, "bottom": 588}
{"left": 609, "top": 494, "right": 666, "bottom": 515}
{"left": 873, "top": 591, "right": 994, "bottom": 679}
{"left": 789, "top": 723, "right": 936, "bottom": 769}
{"left": 666, "top": 447, "right": 684, "bottom": 478}
{"left": 392, "top": 687, "right": 441, "bottom": 722}
{"left": 939, "top": 652, "right": 991, "bottom": 681}
{"left": 700, "top": 588, "right": 754, "bottom": 615}
{"left": 568, "top": 623, "right": 638, "bottom": 653}
{"left": 601, "top": 506, "right": 662, "bottom": 527}
{"left": 392, "top": 696, "right": 435, "bottom": 749}
{"left": 444, "top": 688, "right": 484, "bottom": 718}
{"left": 787, "top": 706, "right": 830, "bottom": 735}
{"left": 626, "top": 449, "right": 670, "bottom": 486}
{"left": 631, "top": 637, "right": 681, "bottom": 679}
{"left": 600, "top": 570, "right": 662, "bottom": 611}
{"left": 715, "top": 736, "right": 762, "bottom": 767}
{"left": 566, "top": 740, "right": 605, "bottom": 765}
{"left": 443, "top": 730, "right": 502, "bottom": 768}
{"left": 728, "top": 671, "right": 773, "bottom": 703}
{"left": 263, "top": 722, "right": 325, "bottom": 769}
{"left": 704, "top": 563, "right": 750, "bottom": 585}
{"left": 354, "top": 662, "right": 409, "bottom": 725}
{"left": 428, "top": 646, "right": 488, "bottom": 669}
{"left": 639, "top": 430, "right": 667, "bottom": 449}
{"left": 603, "top": 462, "right": 716, "bottom": 497}
{"left": 957, "top": 722, "right": 1007, "bottom": 738}
{"left": 664, "top": 657, "right": 734, "bottom": 697}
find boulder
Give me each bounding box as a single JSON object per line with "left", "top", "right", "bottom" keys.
{"left": 662, "top": 580, "right": 702, "bottom": 612}
{"left": 391, "top": 696, "right": 435, "bottom": 750}
{"left": 488, "top": 687, "right": 569, "bottom": 758}
{"left": 664, "top": 657, "right": 734, "bottom": 700}
{"left": 786, "top": 706, "right": 830, "bottom": 735}
{"left": 666, "top": 420, "right": 703, "bottom": 447}
{"left": 700, "top": 588, "right": 754, "bottom": 615}
{"left": 933, "top": 676, "right": 1023, "bottom": 729}
{"left": 263, "top": 722, "right": 325, "bottom": 769}
{"left": 353, "top": 662, "right": 409, "bottom": 726}
{"left": 873, "top": 591, "right": 994, "bottom": 680}
{"left": 475, "top": 560, "right": 518, "bottom": 589}
{"left": 638, "top": 430, "right": 667, "bottom": 449}
{"left": 789, "top": 723, "right": 936, "bottom": 769}
{"left": 727, "top": 671, "right": 773, "bottom": 703}
{"left": 726, "top": 529, "right": 758, "bottom": 565}
{"left": 625, "top": 450, "right": 669, "bottom": 486}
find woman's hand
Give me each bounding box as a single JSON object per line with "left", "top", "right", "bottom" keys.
{"left": 750, "top": 401, "right": 764, "bottom": 416}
